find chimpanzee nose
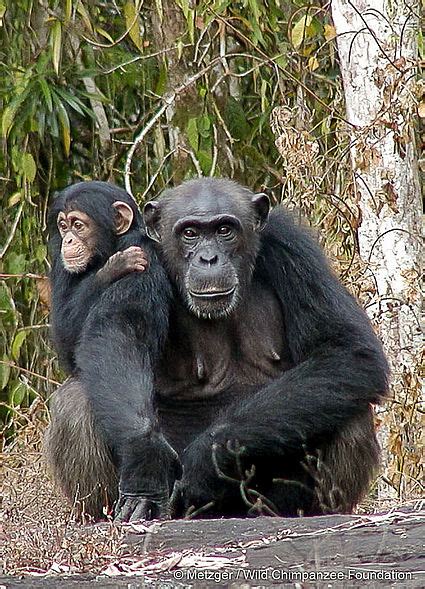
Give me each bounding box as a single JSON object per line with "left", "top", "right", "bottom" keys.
{"left": 199, "top": 253, "right": 218, "bottom": 266}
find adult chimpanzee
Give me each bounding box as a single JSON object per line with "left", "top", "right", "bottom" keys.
{"left": 47, "top": 181, "right": 150, "bottom": 373}
{"left": 45, "top": 181, "right": 178, "bottom": 519}
{"left": 46, "top": 178, "right": 389, "bottom": 521}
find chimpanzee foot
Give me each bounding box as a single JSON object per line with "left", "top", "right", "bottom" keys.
{"left": 114, "top": 491, "right": 171, "bottom": 522}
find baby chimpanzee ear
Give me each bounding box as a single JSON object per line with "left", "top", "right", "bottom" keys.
{"left": 113, "top": 201, "right": 134, "bottom": 235}
{"left": 143, "top": 201, "right": 162, "bottom": 243}
{"left": 252, "top": 193, "right": 270, "bottom": 231}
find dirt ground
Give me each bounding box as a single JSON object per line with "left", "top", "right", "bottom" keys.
{"left": 1, "top": 410, "right": 424, "bottom": 587}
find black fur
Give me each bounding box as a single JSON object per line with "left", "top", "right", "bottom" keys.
{"left": 46, "top": 178, "right": 389, "bottom": 521}
{"left": 173, "top": 201, "right": 389, "bottom": 516}
{"left": 48, "top": 181, "right": 152, "bottom": 372}
{"left": 46, "top": 181, "right": 176, "bottom": 520}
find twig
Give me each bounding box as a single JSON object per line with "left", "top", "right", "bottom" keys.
{"left": 0, "top": 272, "right": 46, "bottom": 280}
{"left": 102, "top": 45, "right": 192, "bottom": 75}
{"left": 0, "top": 360, "right": 60, "bottom": 386}
{"left": 124, "top": 57, "right": 222, "bottom": 195}
{"left": 0, "top": 204, "right": 23, "bottom": 260}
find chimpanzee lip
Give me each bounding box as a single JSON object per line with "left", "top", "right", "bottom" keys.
{"left": 189, "top": 286, "right": 236, "bottom": 299}
{"left": 63, "top": 253, "right": 85, "bottom": 261}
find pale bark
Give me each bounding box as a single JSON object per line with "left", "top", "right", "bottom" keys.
{"left": 331, "top": 0, "right": 422, "bottom": 499}
{"left": 69, "top": 35, "right": 111, "bottom": 151}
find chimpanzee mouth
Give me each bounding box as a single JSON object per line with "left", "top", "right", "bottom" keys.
{"left": 186, "top": 283, "right": 240, "bottom": 319}
{"left": 188, "top": 286, "right": 236, "bottom": 300}
{"left": 61, "top": 254, "right": 88, "bottom": 273}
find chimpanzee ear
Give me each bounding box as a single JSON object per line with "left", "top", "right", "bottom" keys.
{"left": 113, "top": 201, "right": 134, "bottom": 235}
{"left": 143, "top": 201, "right": 162, "bottom": 243}
{"left": 252, "top": 193, "right": 270, "bottom": 231}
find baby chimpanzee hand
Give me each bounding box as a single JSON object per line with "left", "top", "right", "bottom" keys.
{"left": 97, "top": 246, "right": 148, "bottom": 285}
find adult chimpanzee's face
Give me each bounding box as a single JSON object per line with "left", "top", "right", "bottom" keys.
{"left": 144, "top": 179, "right": 270, "bottom": 319}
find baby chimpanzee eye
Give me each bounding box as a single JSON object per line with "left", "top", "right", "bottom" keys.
{"left": 73, "top": 220, "right": 85, "bottom": 231}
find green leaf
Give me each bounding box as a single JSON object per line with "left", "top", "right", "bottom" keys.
{"left": 11, "top": 331, "right": 27, "bottom": 361}
{"left": 22, "top": 153, "right": 37, "bottom": 183}
{"left": 155, "top": 63, "right": 168, "bottom": 96}
{"left": 2, "top": 90, "right": 28, "bottom": 138}
{"left": 2, "top": 105, "right": 15, "bottom": 138}
{"left": 0, "top": 284, "right": 17, "bottom": 329}
{"left": 54, "top": 87, "right": 86, "bottom": 117}
{"left": 6, "top": 252, "right": 26, "bottom": 274}
{"left": 124, "top": 1, "right": 143, "bottom": 52}
{"left": 204, "top": 0, "right": 228, "bottom": 26}
{"left": 197, "top": 114, "right": 211, "bottom": 138}
{"left": 11, "top": 382, "right": 27, "bottom": 407}
{"left": 96, "top": 27, "right": 115, "bottom": 44}
{"left": 176, "top": 0, "right": 189, "bottom": 19}
{"left": 39, "top": 78, "right": 53, "bottom": 111}
{"left": 0, "top": 0, "right": 6, "bottom": 23}
{"left": 35, "top": 244, "right": 47, "bottom": 264}
{"left": 248, "top": 0, "right": 261, "bottom": 22}
{"left": 8, "top": 191, "right": 22, "bottom": 207}
{"left": 291, "top": 14, "right": 313, "bottom": 49}
{"left": 224, "top": 97, "right": 250, "bottom": 141}
{"left": 0, "top": 357, "right": 11, "bottom": 391}
{"left": 52, "top": 94, "right": 71, "bottom": 156}
{"left": 65, "top": 0, "right": 72, "bottom": 22}
{"left": 186, "top": 117, "right": 199, "bottom": 152}
{"left": 77, "top": 1, "right": 93, "bottom": 32}
{"left": 275, "top": 54, "right": 288, "bottom": 70}
{"left": 50, "top": 20, "right": 62, "bottom": 74}
{"left": 197, "top": 149, "right": 212, "bottom": 175}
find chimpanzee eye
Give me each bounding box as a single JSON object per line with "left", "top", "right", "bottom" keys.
{"left": 217, "top": 225, "right": 234, "bottom": 238}
{"left": 58, "top": 221, "right": 68, "bottom": 232}
{"left": 73, "top": 220, "right": 85, "bottom": 231}
{"left": 182, "top": 227, "right": 198, "bottom": 240}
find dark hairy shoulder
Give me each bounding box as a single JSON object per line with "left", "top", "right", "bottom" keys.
{"left": 256, "top": 206, "right": 385, "bottom": 363}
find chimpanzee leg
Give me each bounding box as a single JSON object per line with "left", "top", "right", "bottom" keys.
{"left": 179, "top": 407, "right": 380, "bottom": 518}
{"left": 310, "top": 407, "right": 380, "bottom": 514}
{"left": 44, "top": 378, "right": 118, "bottom": 519}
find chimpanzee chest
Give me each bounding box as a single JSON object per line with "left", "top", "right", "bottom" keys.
{"left": 155, "top": 284, "right": 292, "bottom": 401}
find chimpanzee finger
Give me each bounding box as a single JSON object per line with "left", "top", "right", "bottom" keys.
{"left": 128, "top": 498, "right": 151, "bottom": 522}
{"left": 152, "top": 497, "right": 172, "bottom": 520}
{"left": 134, "top": 265, "right": 148, "bottom": 273}
{"left": 123, "top": 246, "right": 144, "bottom": 253}
{"left": 170, "top": 479, "right": 185, "bottom": 518}
{"left": 125, "top": 251, "right": 149, "bottom": 267}
{"left": 114, "top": 496, "right": 139, "bottom": 523}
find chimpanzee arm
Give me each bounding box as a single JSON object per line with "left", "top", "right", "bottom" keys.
{"left": 180, "top": 210, "right": 389, "bottom": 507}
{"left": 50, "top": 268, "right": 109, "bottom": 373}
{"left": 225, "top": 209, "right": 389, "bottom": 440}
{"left": 50, "top": 245, "right": 147, "bottom": 373}
{"left": 74, "top": 246, "right": 181, "bottom": 521}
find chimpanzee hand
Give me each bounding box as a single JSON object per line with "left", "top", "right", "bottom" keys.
{"left": 172, "top": 431, "right": 237, "bottom": 518}
{"left": 96, "top": 246, "right": 148, "bottom": 286}
{"left": 115, "top": 432, "right": 182, "bottom": 523}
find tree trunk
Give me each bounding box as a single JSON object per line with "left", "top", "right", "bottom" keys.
{"left": 331, "top": 0, "right": 422, "bottom": 500}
